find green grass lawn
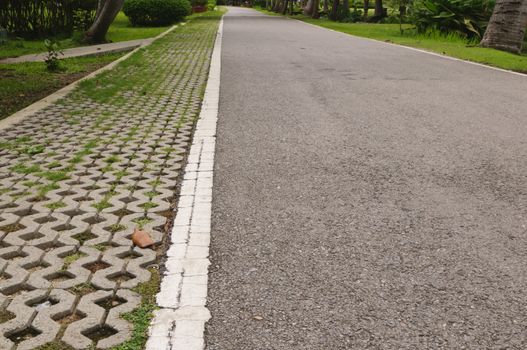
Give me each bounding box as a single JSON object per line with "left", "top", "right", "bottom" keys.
{"left": 106, "top": 12, "right": 171, "bottom": 42}
{"left": 0, "top": 12, "right": 171, "bottom": 59}
{"left": 0, "top": 53, "right": 123, "bottom": 120}
{"left": 256, "top": 8, "right": 527, "bottom": 73}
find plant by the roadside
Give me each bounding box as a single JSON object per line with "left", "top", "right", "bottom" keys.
{"left": 411, "top": 0, "right": 494, "bottom": 39}
{"left": 44, "top": 39, "right": 64, "bottom": 71}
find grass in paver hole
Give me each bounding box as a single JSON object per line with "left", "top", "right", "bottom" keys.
{"left": 62, "top": 252, "right": 88, "bottom": 270}
{"left": 0, "top": 310, "right": 15, "bottom": 323}
{"left": 44, "top": 201, "right": 67, "bottom": 210}
{"left": 34, "top": 341, "right": 76, "bottom": 350}
{"left": 72, "top": 231, "right": 98, "bottom": 245}
{"left": 108, "top": 224, "right": 128, "bottom": 233}
{"left": 133, "top": 217, "right": 154, "bottom": 229}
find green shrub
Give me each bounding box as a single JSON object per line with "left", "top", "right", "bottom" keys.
{"left": 411, "top": 0, "right": 494, "bottom": 39}
{"left": 123, "top": 0, "right": 191, "bottom": 26}
{"left": 44, "top": 39, "right": 64, "bottom": 72}
{"left": 207, "top": 0, "right": 217, "bottom": 10}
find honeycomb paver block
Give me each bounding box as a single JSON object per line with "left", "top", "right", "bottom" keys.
{"left": 62, "top": 290, "right": 109, "bottom": 349}
{"left": 18, "top": 289, "right": 76, "bottom": 350}
{"left": 97, "top": 289, "right": 141, "bottom": 349}
{"left": 0, "top": 14, "right": 220, "bottom": 349}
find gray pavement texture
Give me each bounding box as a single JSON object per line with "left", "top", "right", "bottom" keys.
{"left": 0, "top": 38, "right": 151, "bottom": 64}
{"left": 206, "top": 7, "right": 527, "bottom": 350}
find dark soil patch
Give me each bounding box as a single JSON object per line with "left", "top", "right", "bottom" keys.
{"left": 0, "top": 59, "right": 119, "bottom": 121}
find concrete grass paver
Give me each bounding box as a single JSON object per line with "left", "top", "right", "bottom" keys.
{"left": 0, "top": 12, "right": 221, "bottom": 350}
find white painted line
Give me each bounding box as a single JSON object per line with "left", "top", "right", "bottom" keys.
{"left": 146, "top": 15, "right": 224, "bottom": 350}
{"left": 0, "top": 23, "right": 180, "bottom": 131}
{"left": 292, "top": 17, "right": 527, "bottom": 78}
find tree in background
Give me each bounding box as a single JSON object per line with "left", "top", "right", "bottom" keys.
{"left": 363, "top": 0, "right": 370, "bottom": 19}
{"left": 329, "top": 0, "right": 340, "bottom": 19}
{"left": 85, "top": 0, "right": 125, "bottom": 43}
{"left": 480, "top": 0, "right": 527, "bottom": 53}
{"left": 304, "top": 0, "right": 320, "bottom": 17}
{"left": 374, "top": 0, "right": 386, "bottom": 18}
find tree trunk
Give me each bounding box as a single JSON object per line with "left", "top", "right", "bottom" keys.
{"left": 95, "top": 0, "right": 105, "bottom": 19}
{"left": 374, "top": 0, "right": 384, "bottom": 17}
{"left": 282, "top": 0, "right": 289, "bottom": 14}
{"left": 304, "top": 0, "right": 320, "bottom": 17}
{"left": 323, "top": 0, "right": 329, "bottom": 13}
{"left": 363, "top": 0, "right": 369, "bottom": 19}
{"left": 329, "top": 0, "right": 339, "bottom": 20}
{"left": 85, "top": 0, "right": 124, "bottom": 44}
{"left": 342, "top": 0, "right": 349, "bottom": 17}
{"left": 480, "top": 0, "right": 527, "bottom": 54}
{"left": 277, "top": 0, "right": 285, "bottom": 11}
{"left": 312, "top": 0, "right": 320, "bottom": 18}
{"left": 304, "top": 0, "right": 314, "bottom": 15}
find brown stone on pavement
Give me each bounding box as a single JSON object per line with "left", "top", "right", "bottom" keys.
{"left": 132, "top": 229, "right": 154, "bottom": 248}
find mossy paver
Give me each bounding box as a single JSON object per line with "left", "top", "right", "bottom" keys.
{"left": 0, "top": 12, "right": 221, "bottom": 350}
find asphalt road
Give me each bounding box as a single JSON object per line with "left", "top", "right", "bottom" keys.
{"left": 206, "top": 7, "right": 527, "bottom": 349}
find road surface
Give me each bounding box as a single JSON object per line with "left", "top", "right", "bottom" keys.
{"left": 206, "top": 7, "right": 527, "bottom": 349}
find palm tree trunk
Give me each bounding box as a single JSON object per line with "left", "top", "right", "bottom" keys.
{"left": 85, "top": 0, "right": 124, "bottom": 44}
{"left": 480, "top": 0, "right": 527, "bottom": 54}
{"left": 363, "top": 0, "right": 369, "bottom": 20}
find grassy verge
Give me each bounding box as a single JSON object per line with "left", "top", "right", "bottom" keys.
{"left": 109, "top": 268, "right": 161, "bottom": 350}
{"left": 255, "top": 8, "right": 527, "bottom": 73}
{"left": 0, "top": 53, "right": 123, "bottom": 120}
{"left": 0, "top": 12, "right": 171, "bottom": 59}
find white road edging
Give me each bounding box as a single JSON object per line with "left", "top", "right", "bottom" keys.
{"left": 0, "top": 23, "right": 179, "bottom": 131}
{"left": 145, "top": 15, "right": 223, "bottom": 350}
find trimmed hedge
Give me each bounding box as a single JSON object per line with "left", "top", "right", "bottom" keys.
{"left": 123, "top": 0, "right": 191, "bottom": 26}
{"left": 192, "top": 0, "right": 208, "bottom": 6}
